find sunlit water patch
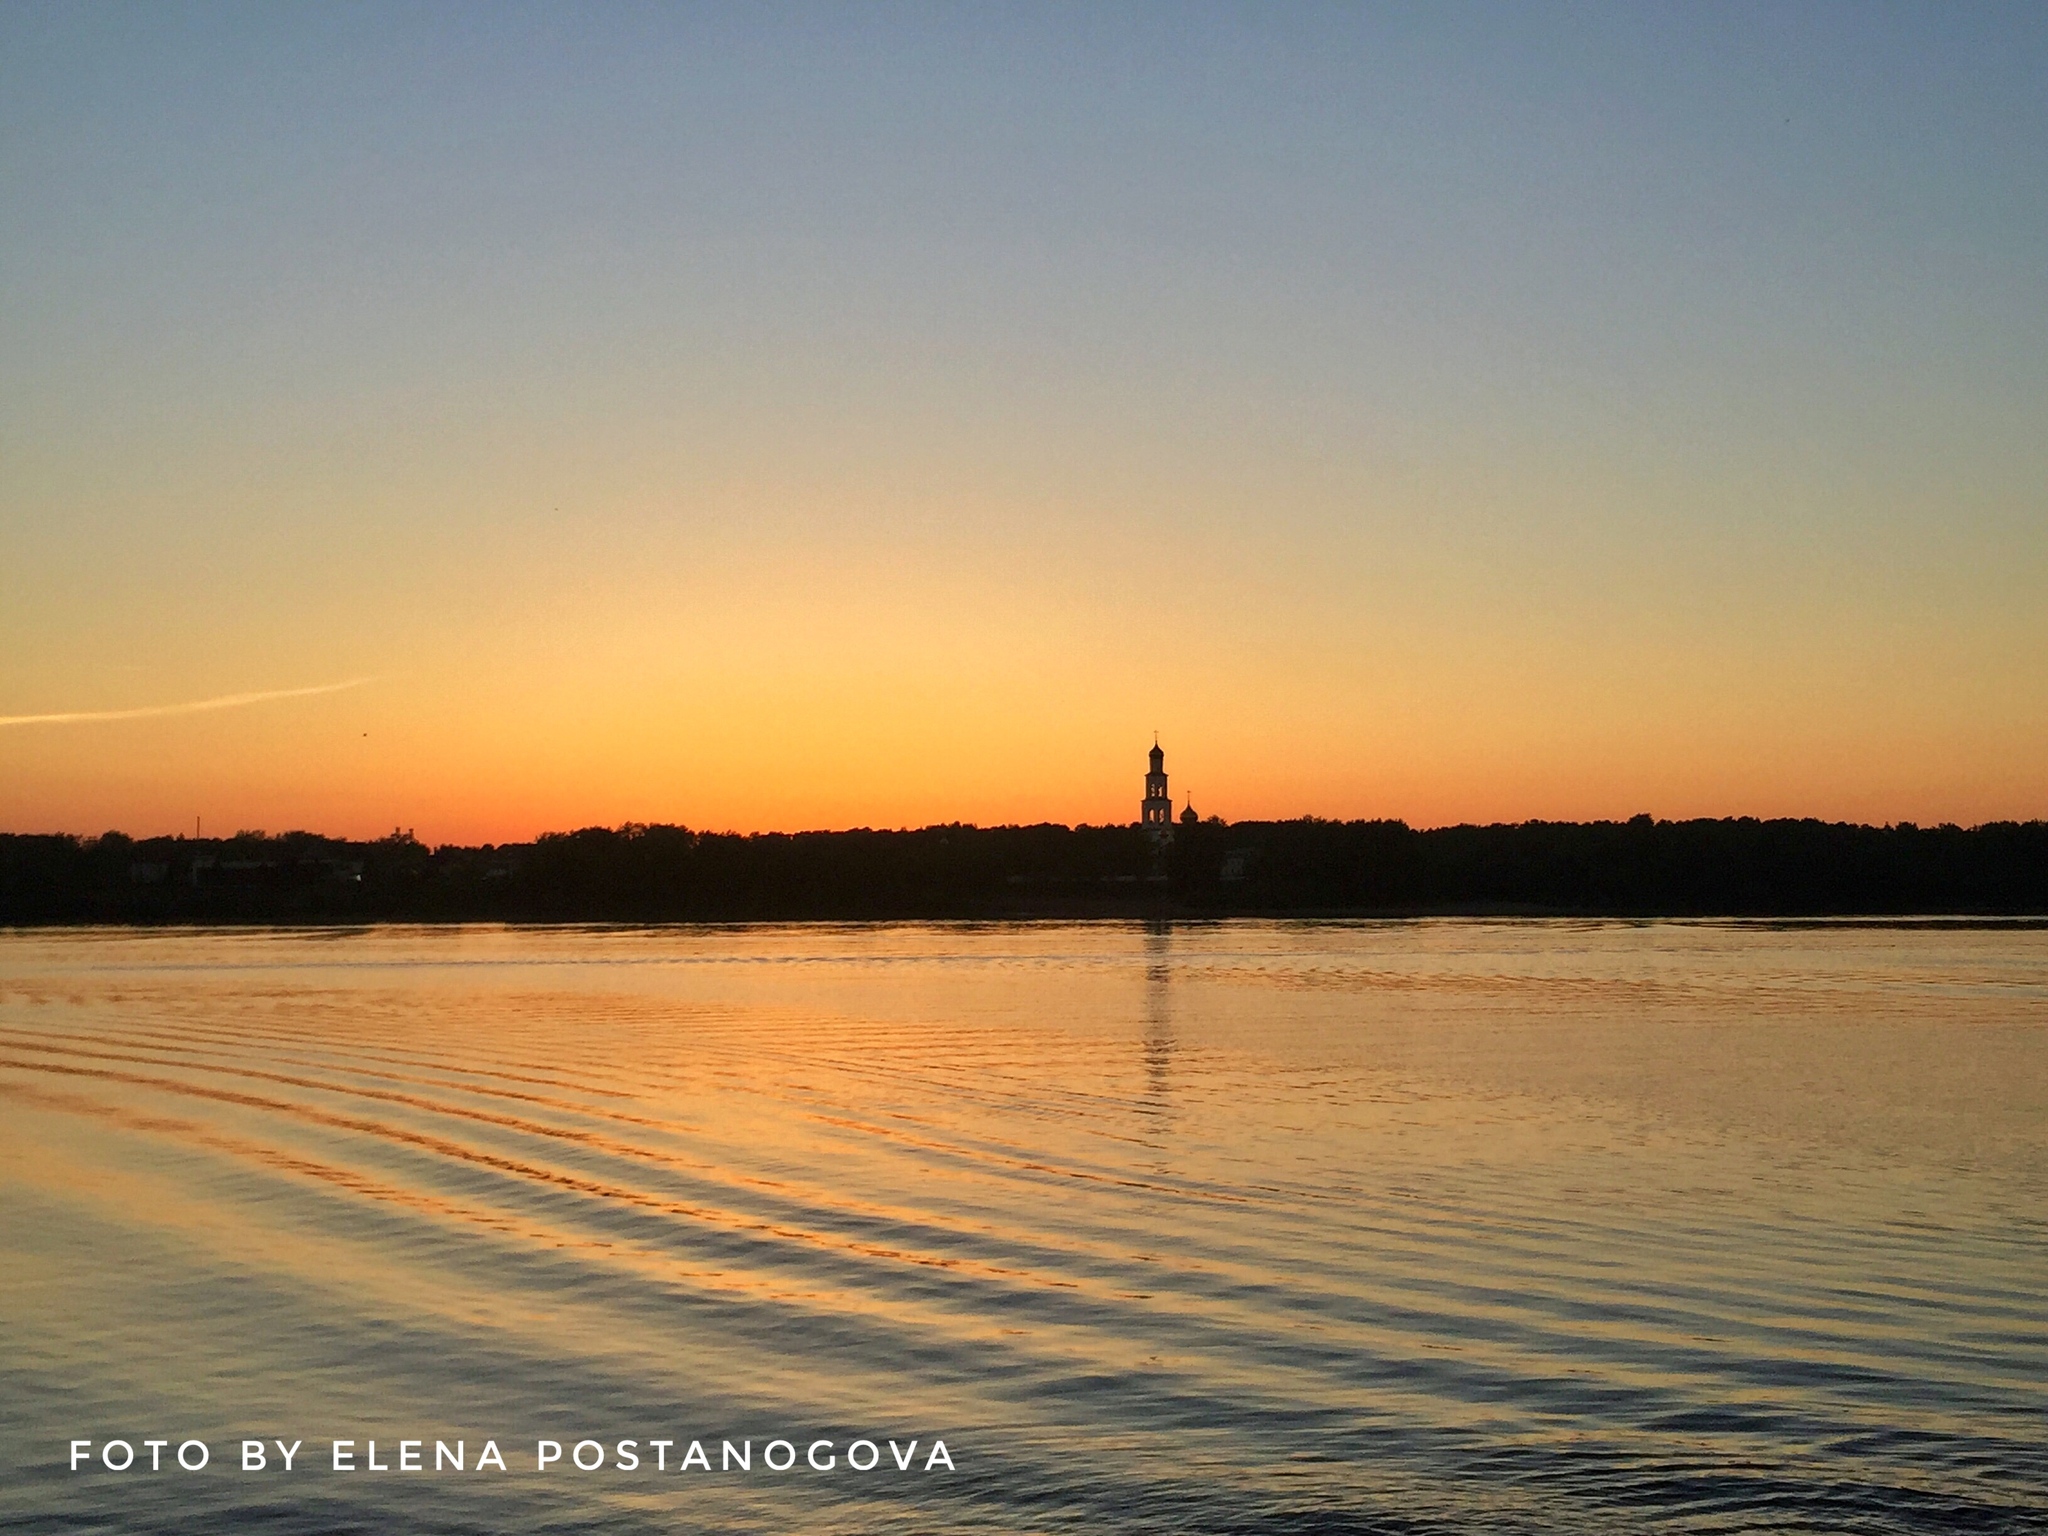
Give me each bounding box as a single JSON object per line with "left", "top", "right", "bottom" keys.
{"left": 2, "top": 920, "right": 2043, "bottom": 1533}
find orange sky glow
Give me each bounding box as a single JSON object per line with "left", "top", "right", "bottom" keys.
{"left": 3, "top": 10, "right": 2043, "bottom": 841}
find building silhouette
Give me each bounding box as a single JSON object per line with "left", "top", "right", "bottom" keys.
{"left": 1142, "top": 738, "right": 1174, "bottom": 845}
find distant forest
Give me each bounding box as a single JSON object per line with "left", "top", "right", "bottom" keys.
{"left": 2, "top": 817, "right": 2045, "bottom": 924}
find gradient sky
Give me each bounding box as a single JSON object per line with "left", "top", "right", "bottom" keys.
{"left": 3, "top": 3, "right": 2044, "bottom": 841}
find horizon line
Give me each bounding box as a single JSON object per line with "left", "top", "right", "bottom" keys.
{"left": 7, "top": 811, "right": 2036, "bottom": 848}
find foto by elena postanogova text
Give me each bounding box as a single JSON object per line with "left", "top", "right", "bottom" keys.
{"left": 69, "top": 1436, "right": 955, "bottom": 1474}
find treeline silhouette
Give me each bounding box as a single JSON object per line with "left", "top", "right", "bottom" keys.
{"left": 3, "top": 816, "right": 2044, "bottom": 924}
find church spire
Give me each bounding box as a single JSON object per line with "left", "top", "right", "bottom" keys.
{"left": 1142, "top": 739, "right": 1172, "bottom": 842}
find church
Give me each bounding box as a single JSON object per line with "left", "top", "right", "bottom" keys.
{"left": 1140, "top": 738, "right": 1199, "bottom": 844}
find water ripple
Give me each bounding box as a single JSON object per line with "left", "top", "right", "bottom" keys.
{"left": 2, "top": 920, "right": 2043, "bottom": 1533}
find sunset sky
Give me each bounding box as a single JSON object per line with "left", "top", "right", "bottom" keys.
{"left": 3, "top": 4, "right": 2044, "bottom": 842}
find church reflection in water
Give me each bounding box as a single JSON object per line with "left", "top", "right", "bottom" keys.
{"left": 1141, "top": 920, "right": 1174, "bottom": 1124}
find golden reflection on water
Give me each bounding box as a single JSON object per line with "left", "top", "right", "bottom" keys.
{"left": 1, "top": 920, "right": 2044, "bottom": 1534}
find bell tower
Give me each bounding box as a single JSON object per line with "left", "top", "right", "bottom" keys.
{"left": 1141, "top": 737, "right": 1173, "bottom": 842}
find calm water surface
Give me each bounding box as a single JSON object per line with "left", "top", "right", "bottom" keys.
{"left": 1, "top": 920, "right": 2043, "bottom": 1534}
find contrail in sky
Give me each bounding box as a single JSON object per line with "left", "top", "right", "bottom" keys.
{"left": 0, "top": 677, "right": 375, "bottom": 728}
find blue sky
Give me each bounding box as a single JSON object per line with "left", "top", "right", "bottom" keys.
{"left": 3, "top": 3, "right": 2044, "bottom": 836}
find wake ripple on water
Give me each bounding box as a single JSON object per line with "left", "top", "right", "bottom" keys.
{"left": 1, "top": 920, "right": 2043, "bottom": 1533}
